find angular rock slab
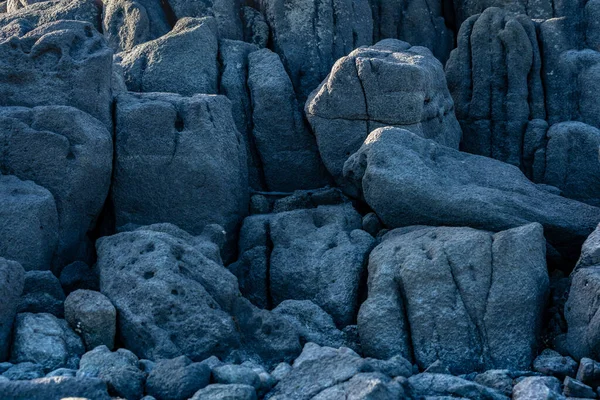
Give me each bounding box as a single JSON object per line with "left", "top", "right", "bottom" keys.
{"left": 343, "top": 127, "right": 600, "bottom": 255}
{"left": 306, "top": 39, "right": 461, "bottom": 181}
{"left": 446, "top": 7, "right": 545, "bottom": 169}
{"left": 0, "top": 258, "right": 25, "bottom": 362}
{"left": 358, "top": 223, "right": 549, "bottom": 373}
{"left": 0, "top": 106, "right": 113, "bottom": 266}
{"left": 0, "top": 21, "right": 113, "bottom": 126}
{"left": 112, "top": 92, "right": 248, "bottom": 258}
{"left": 165, "top": 0, "right": 242, "bottom": 40}
{"left": 118, "top": 17, "right": 218, "bottom": 96}
{"left": 0, "top": 175, "right": 58, "bottom": 271}
{"left": 97, "top": 224, "right": 301, "bottom": 365}
{"left": 232, "top": 204, "right": 374, "bottom": 326}
{"left": 262, "top": 0, "right": 372, "bottom": 101}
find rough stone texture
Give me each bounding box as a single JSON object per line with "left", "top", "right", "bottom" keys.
{"left": 77, "top": 346, "right": 145, "bottom": 400}
{"left": 0, "top": 175, "right": 58, "bottom": 271}
{"left": 248, "top": 48, "right": 329, "bottom": 191}
{"left": 577, "top": 357, "right": 600, "bottom": 388}
{"left": 261, "top": 0, "right": 372, "bottom": 101}
{"left": 311, "top": 371, "right": 406, "bottom": 399}
{"left": 0, "top": 258, "right": 24, "bottom": 361}
{"left": 306, "top": 40, "right": 461, "bottom": 181}
{"left": 10, "top": 312, "right": 84, "bottom": 372}
{"left": 563, "top": 376, "right": 596, "bottom": 398}
{"left": 358, "top": 224, "right": 548, "bottom": 374}
{"left": 112, "top": 92, "right": 248, "bottom": 259}
{"left": 190, "top": 384, "right": 257, "bottom": 400}
{"left": 2, "top": 362, "right": 44, "bottom": 380}
{"left": 59, "top": 261, "right": 98, "bottom": 295}
{"left": 343, "top": 127, "right": 600, "bottom": 256}
{"left": 165, "top": 0, "right": 241, "bottom": 40}
{"left": 565, "top": 266, "right": 600, "bottom": 360}
{"left": 446, "top": 7, "right": 545, "bottom": 170}
{"left": 408, "top": 373, "right": 508, "bottom": 400}
{"left": 213, "top": 364, "right": 261, "bottom": 389}
{"left": 533, "top": 349, "right": 578, "bottom": 380}
{"left": 64, "top": 290, "right": 116, "bottom": 351}
{"left": 370, "top": 0, "right": 453, "bottom": 62}
{"left": 231, "top": 204, "right": 374, "bottom": 326}
{"left": 0, "top": 0, "right": 101, "bottom": 31}
{"left": 0, "top": 21, "right": 113, "bottom": 126}
{"left": 18, "top": 270, "right": 65, "bottom": 317}
{"left": 0, "top": 376, "right": 111, "bottom": 400}
{"left": 102, "top": 0, "right": 169, "bottom": 52}
{"left": 145, "top": 356, "right": 210, "bottom": 400}
{"left": 97, "top": 224, "right": 301, "bottom": 366}
{"left": 118, "top": 17, "right": 219, "bottom": 96}
{"left": 0, "top": 106, "right": 113, "bottom": 266}
{"left": 242, "top": 6, "right": 268, "bottom": 48}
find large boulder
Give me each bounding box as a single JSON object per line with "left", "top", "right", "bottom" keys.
{"left": 247, "top": 48, "right": 329, "bottom": 191}
{"left": 64, "top": 290, "right": 116, "bottom": 351}
{"left": 0, "top": 376, "right": 111, "bottom": 400}
{"left": 231, "top": 204, "right": 374, "bottom": 326}
{"left": 164, "top": 0, "right": 241, "bottom": 40}
{"left": 0, "top": 0, "right": 101, "bottom": 31}
{"left": 306, "top": 40, "right": 461, "bottom": 181}
{"left": 145, "top": 355, "right": 211, "bottom": 400}
{"left": 117, "top": 17, "right": 219, "bottom": 96}
{"left": 0, "top": 175, "right": 58, "bottom": 271}
{"left": 445, "top": 7, "right": 544, "bottom": 169}
{"left": 0, "top": 258, "right": 25, "bottom": 361}
{"left": 0, "top": 21, "right": 113, "bottom": 126}
{"left": 343, "top": 127, "right": 600, "bottom": 256}
{"left": 0, "top": 106, "right": 113, "bottom": 266}
{"left": 261, "top": 0, "right": 372, "bottom": 101}
{"left": 112, "top": 92, "right": 248, "bottom": 259}
{"left": 97, "top": 224, "right": 301, "bottom": 366}
{"left": 18, "top": 270, "right": 65, "bottom": 317}
{"left": 10, "top": 313, "right": 84, "bottom": 372}
{"left": 358, "top": 223, "right": 548, "bottom": 373}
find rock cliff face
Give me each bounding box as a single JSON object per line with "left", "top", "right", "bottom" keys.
{"left": 1, "top": 0, "right": 600, "bottom": 398}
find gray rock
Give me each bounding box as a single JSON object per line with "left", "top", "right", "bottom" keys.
{"left": 0, "top": 376, "right": 111, "bottom": 400}
{"left": 446, "top": 7, "right": 544, "bottom": 170}
{"left": 232, "top": 204, "right": 374, "bottom": 326}
{"left": 46, "top": 368, "right": 77, "bottom": 378}
{"left": 0, "top": 258, "right": 24, "bottom": 361}
{"left": 97, "top": 224, "right": 301, "bottom": 366}
{"left": 588, "top": 0, "right": 600, "bottom": 51}
{"left": 343, "top": 127, "right": 600, "bottom": 256}
{"left": 0, "top": 0, "right": 101, "bottom": 31}
{"left": 190, "top": 384, "right": 257, "bottom": 400}
{"left": 312, "top": 371, "right": 407, "bottom": 399}
{"left": 563, "top": 376, "right": 596, "bottom": 398}
{"left": 18, "top": 270, "right": 65, "bottom": 317}
{"left": 408, "top": 373, "right": 508, "bottom": 400}
{"left": 0, "top": 175, "right": 58, "bottom": 271}
{"left": 358, "top": 223, "right": 548, "bottom": 373}
{"left": 533, "top": 349, "right": 577, "bottom": 379}
{"left": 59, "top": 261, "right": 98, "bottom": 295}
{"left": 370, "top": 0, "right": 453, "bottom": 62}
{"left": 512, "top": 376, "right": 565, "bottom": 400}
{"left": 250, "top": 195, "right": 270, "bottom": 215}
{"left": 241, "top": 6, "right": 268, "bottom": 48}
{"left": 2, "top": 362, "right": 43, "bottom": 380}
{"left": 306, "top": 40, "right": 461, "bottom": 182}
{"left": 363, "top": 355, "right": 413, "bottom": 379}
{"left": 577, "top": 357, "right": 600, "bottom": 388}
{"left": 270, "top": 363, "right": 291, "bottom": 381}
{"left": 248, "top": 48, "right": 329, "bottom": 191}
{"left": 64, "top": 290, "right": 116, "bottom": 351}
{"left": 118, "top": 17, "right": 218, "bottom": 96}
{"left": 213, "top": 364, "right": 261, "bottom": 389}
{"left": 271, "top": 187, "right": 346, "bottom": 213}
{"left": 77, "top": 346, "right": 144, "bottom": 399}
{"left": 362, "top": 212, "right": 382, "bottom": 237}
{"left": 11, "top": 313, "right": 84, "bottom": 372}
{"left": 102, "top": 0, "right": 169, "bottom": 52}
{"left": 218, "top": 39, "right": 262, "bottom": 190}
{"left": 272, "top": 300, "right": 347, "bottom": 349}
{"left": 565, "top": 266, "right": 600, "bottom": 360}
{"left": 475, "top": 370, "right": 517, "bottom": 397}
{"left": 261, "top": 0, "right": 372, "bottom": 101}
{"left": 6, "top": 0, "right": 43, "bottom": 13}
{"left": 145, "top": 356, "right": 210, "bottom": 400}
{"left": 112, "top": 92, "right": 248, "bottom": 260}
{"left": 165, "top": 0, "right": 241, "bottom": 40}
{"left": 0, "top": 21, "right": 112, "bottom": 126}
{"left": 0, "top": 105, "right": 113, "bottom": 267}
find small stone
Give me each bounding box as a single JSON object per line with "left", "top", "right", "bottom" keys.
{"left": 270, "top": 363, "right": 292, "bottom": 382}
{"left": 577, "top": 358, "right": 600, "bottom": 388}
{"left": 563, "top": 376, "right": 596, "bottom": 398}
{"left": 145, "top": 355, "right": 210, "bottom": 400}
{"left": 512, "top": 376, "right": 563, "bottom": 400}
{"left": 59, "top": 261, "right": 99, "bottom": 295}
{"left": 362, "top": 212, "right": 382, "bottom": 236}
{"left": 533, "top": 349, "right": 578, "bottom": 379}
{"left": 18, "top": 271, "right": 65, "bottom": 317}
{"left": 212, "top": 364, "right": 261, "bottom": 389}
{"left": 250, "top": 195, "right": 270, "bottom": 215}
{"left": 64, "top": 290, "right": 116, "bottom": 350}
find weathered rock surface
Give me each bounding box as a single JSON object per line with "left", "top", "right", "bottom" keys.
{"left": 118, "top": 17, "right": 219, "bottom": 96}
{"left": 0, "top": 0, "right": 101, "bottom": 31}
{"left": 261, "top": 0, "right": 372, "bottom": 101}
{"left": 306, "top": 40, "right": 461, "bottom": 181}
{"left": 145, "top": 355, "right": 210, "bottom": 400}
{"left": 0, "top": 106, "right": 113, "bottom": 266}
{"left": 343, "top": 127, "right": 600, "bottom": 255}
{"left": 231, "top": 204, "right": 374, "bottom": 326}
{"left": 0, "top": 21, "right": 113, "bottom": 126}
{"left": 358, "top": 223, "right": 548, "bottom": 373}
{"left": 0, "top": 376, "right": 111, "bottom": 400}
{"left": 0, "top": 258, "right": 24, "bottom": 361}
{"left": 18, "top": 270, "right": 65, "bottom": 317}
{"left": 248, "top": 48, "right": 329, "bottom": 191}
{"left": 165, "top": 0, "right": 241, "bottom": 40}
{"left": 97, "top": 224, "right": 301, "bottom": 365}
{"left": 190, "top": 384, "right": 257, "bottom": 400}
{"left": 112, "top": 92, "right": 248, "bottom": 258}
{"left": 0, "top": 175, "right": 58, "bottom": 271}
{"left": 64, "top": 289, "right": 116, "bottom": 350}
{"left": 408, "top": 373, "right": 508, "bottom": 400}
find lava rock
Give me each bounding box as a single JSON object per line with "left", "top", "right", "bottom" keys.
{"left": 577, "top": 357, "right": 600, "bottom": 388}
{"left": 164, "top": 0, "right": 241, "bottom": 40}
{"left": 533, "top": 349, "right": 578, "bottom": 379}
{"left": 213, "top": 364, "right": 261, "bottom": 389}
{"left": 512, "top": 376, "right": 564, "bottom": 400}
{"left": 563, "top": 376, "right": 596, "bottom": 398}
{"left": 145, "top": 356, "right": 210, "bottom": 400}
{"left": 306, "top": 40, "right": 461, "bottom": 182}
{"left": 358, "top": 223, "right": 548, "bottom": 373}
{"left": 0, "top": 0, "right": 101, "bottom": 31}
{"left": 190, "top": 384, "right": 257, "bottom": 400}
{"left": 64, "top": 290, "right": 116, "bottom": 350}
{"left": 0, "top": 258, "right": 25, "bottom": 361}
{"left": 2, "top": 362, "right": 44, "bottom": 380}
{"left": 59, "top": 261, "right": 98, "bottom": 295}
{"left": 408, "top": 373, "right": 508, "bottom": 400}
{"left": 0, "top": 376, "right": 111, "bottom": 400}
{"left": 18, "top": 270, "right": 65, "bottom": 317}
